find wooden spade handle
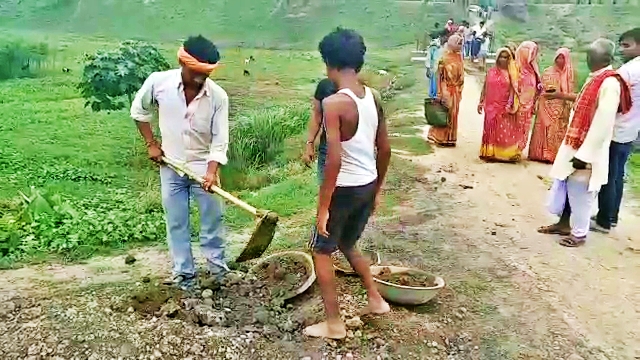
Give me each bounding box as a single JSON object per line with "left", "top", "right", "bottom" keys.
{"left": 162, "top": 157, "right": 258, "bottom": 216}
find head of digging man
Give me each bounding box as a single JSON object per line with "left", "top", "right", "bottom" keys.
{"left": 180, "top": 35, "right": 220, "bottom": 88}
{"left": 586, "top": 38, "right": 615, "bottom": 73}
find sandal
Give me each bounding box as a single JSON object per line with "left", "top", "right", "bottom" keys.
{"left": 537, "top": 224, "right": 570, "bottom": 236}
{"left": 559, "top": 236, "right": 586, "bottom": 248}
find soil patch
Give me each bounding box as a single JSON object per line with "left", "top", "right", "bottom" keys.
{"left": 376, "top": 267, "right": 437, "bottom": 287}
{"left": 129, "top": 285, "right": 183, "bottom": 316}
{"left": 252, "top": 253, "right": 310, "bottom": 300}
{"left": 122, "top": 259, "right": 317, "bottom": 341}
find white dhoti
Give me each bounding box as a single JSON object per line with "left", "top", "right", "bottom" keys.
{"left": 566, "top": 169, "right": 597, "bottom": 238}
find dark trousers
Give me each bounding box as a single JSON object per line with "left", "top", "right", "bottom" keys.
{"left": 596, "top": 141, "right": 633, "bottom": 229}
{"left": 471, "top": 39, "right": 482, "bottom": 58}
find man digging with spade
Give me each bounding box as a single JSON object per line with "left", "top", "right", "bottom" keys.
{"left": 305, "top": 27, "right": 392, "bottom": 339}
{"left": 130, "top": 35, "right": 230, "bottom": 291}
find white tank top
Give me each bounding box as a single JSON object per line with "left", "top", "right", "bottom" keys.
{"left": 335, "top": 86, "right": 379, "bottom": 187}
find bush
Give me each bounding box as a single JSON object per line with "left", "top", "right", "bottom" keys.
{"left": 221, "top": 105, "right": 309, "bottom": 189}
{"left": 78, "top": 40, "right": 171, "bottom": 112}
{"left": 0, "top": 40, "right": 49, "bottom": 81}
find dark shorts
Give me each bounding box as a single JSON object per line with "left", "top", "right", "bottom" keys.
{"left": 309, "top": 180, "right": 377, "bottom": 255}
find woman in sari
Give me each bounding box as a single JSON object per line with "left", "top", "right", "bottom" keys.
{"left": 427, "top": 34, "right": 465, "bottom": 147}
{"left": 478, "top": 47, "right": 522, "bottom": 162}
{"left": 514, "top": 41, "right": 542, "bottom": 151}
{"left": 528, "top": 48, "right": 576, "bottom": 163}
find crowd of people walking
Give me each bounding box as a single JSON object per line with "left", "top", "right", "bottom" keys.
{"left": 427, "top": 25, "right": 640, "bottom": 247}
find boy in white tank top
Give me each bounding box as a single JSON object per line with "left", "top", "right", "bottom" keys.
{"left": 305, "top": 27, "right": 392, "bottom": 339}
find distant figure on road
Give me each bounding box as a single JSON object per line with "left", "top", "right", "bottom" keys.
{"left": 305, "top": 27, "right": 391, "bottom": 339}
{"left": 470, "top": 21, "right": 487, "bottom": 61}
{"left": 544, "top": 39, "right": 631, "bottom": 247}
{"left": 463, "top": 21, "right": 474, "bottom": 59}
{"left": 478, "top": 47, "right": 521, "bottom": 162}
{"left": 529, "top": 48, "right": 577, "bottom": 163}
{"left": 426, "top": 37, "right": 443, "bottom": 98}
{"left": 130, "top": 35, "right": 229, "bottom": 291}
{"left": 427, "top": 34, "right": 465, "bottom": 147}
{"left": 592, "top": 28, "right": 640, "bottom": 233}
{"left": 445, "top": 19, "right": 457, "bottom": 35}
{"left": 477, "top": 33, "right": 491, "bottom": 70}
{"left": 514, "top": 41, "right": 542, "bottom": 152}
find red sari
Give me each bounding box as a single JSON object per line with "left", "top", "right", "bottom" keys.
{"left": 528, "top": 48, "right": 575, "bottom": 163}
{"left": 515, "top": 41, "right": 541, "bottom": 151}
{"left": 480, "top": 67, "right": 521, "bottom": 162}
{"left": 427, "top": 47, "right": 464, "bottom": 147}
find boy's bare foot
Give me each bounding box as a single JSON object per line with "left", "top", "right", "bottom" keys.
{"left": 362, "top": 295, "right": 391, "bottom": 315}
{"left": 303, "top": 319, "right": 347, "bottom": 339}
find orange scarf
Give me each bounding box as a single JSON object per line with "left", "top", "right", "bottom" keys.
{"left": 496, "top": 47, "right": 520, "bottom": 112}
{"left": 554, "top": 48, "right": 574, "bottom": 94}
{"left": 565, "top": 70, "right": 632, "bottom": 149}
{"left": 177, "top": 46, "right": 221, "bottom": 74}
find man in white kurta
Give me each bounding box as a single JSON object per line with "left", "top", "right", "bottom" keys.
{"left": 549, "top": 39, "right": 622, "bottom": 247}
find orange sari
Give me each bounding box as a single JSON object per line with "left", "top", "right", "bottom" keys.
{"left": 528, "top": 48, "right": 575, "bottom": 163}
{"left": 514, "top": 41, "right": 541, "bottom": 151}
{"left": 427, "top": 47, "right": 464, "bottom": 147}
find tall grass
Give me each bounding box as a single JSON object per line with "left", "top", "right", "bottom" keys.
{"left": 0, "top": 39, "right": 49, "bottom": 80}
{"left": 221, "top": 105, "right": 309, "bottom": 190}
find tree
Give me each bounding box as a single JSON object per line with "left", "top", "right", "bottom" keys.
{"left": 78, "top": 41, "right": 171, "bottom": 112}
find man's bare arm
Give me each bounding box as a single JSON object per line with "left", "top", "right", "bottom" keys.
{"left": 318, "top": 96, "right": 343, "bottom": 213}
{"left": 130, "top": 72, "right": 162, "bottom": 161}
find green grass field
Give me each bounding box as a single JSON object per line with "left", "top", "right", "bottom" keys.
{"left": 494, "top": 4, "right": 637, "bottom": 50}
{"left": 0, "top": 0, "right": 461, "bottom": 48}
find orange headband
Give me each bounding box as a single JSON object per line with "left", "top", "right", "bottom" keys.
{"left": 177, "top": 46, "right": 220, "bottom": 75}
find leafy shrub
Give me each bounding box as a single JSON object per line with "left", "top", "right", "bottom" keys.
{"left": 0, "top": 188, "right": 165, "bottom": 260}
{"left": 0, "top": 40, "right": 49, "bottom": 81}
{"left": 78, "top": 40, "right": 171, "bottom": 112}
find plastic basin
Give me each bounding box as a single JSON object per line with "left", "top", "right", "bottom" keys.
{"left": 333, "top": 251, "right": 381, "bottom": 274}
{"left": 249, "top": 251, "right": 316, "bottom": 300}
{"left": 371, "top": 265, "right": 445, "bottom": 305}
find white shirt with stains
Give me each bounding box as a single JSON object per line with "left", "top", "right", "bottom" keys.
{"left": 130, "top": 69, "right": 229, "bottom": 177}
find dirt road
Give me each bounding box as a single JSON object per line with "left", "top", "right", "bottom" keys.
{"left": 417, "top": 73, "right": 640, "bottom": 358}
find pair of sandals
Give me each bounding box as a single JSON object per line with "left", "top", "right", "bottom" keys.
{"left": 537, "top": 224, "right": 586, "bottom": 247}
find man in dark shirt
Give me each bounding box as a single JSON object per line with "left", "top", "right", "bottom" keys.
{"left": 302, "top": 78, "right": 337, "bottom": 182}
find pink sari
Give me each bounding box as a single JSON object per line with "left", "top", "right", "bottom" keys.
{"left": 515, "top": 41, "right": 541, "bottom": 151}
{"left": 480, "top": 66, "right": 521, "bottom": 162}
{"left": 528, "top": 48, "right": 575, "bottom": 163}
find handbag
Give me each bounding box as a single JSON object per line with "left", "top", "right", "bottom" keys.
{"left": 424, "top": 97, "right": 449, "bottom": 127}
